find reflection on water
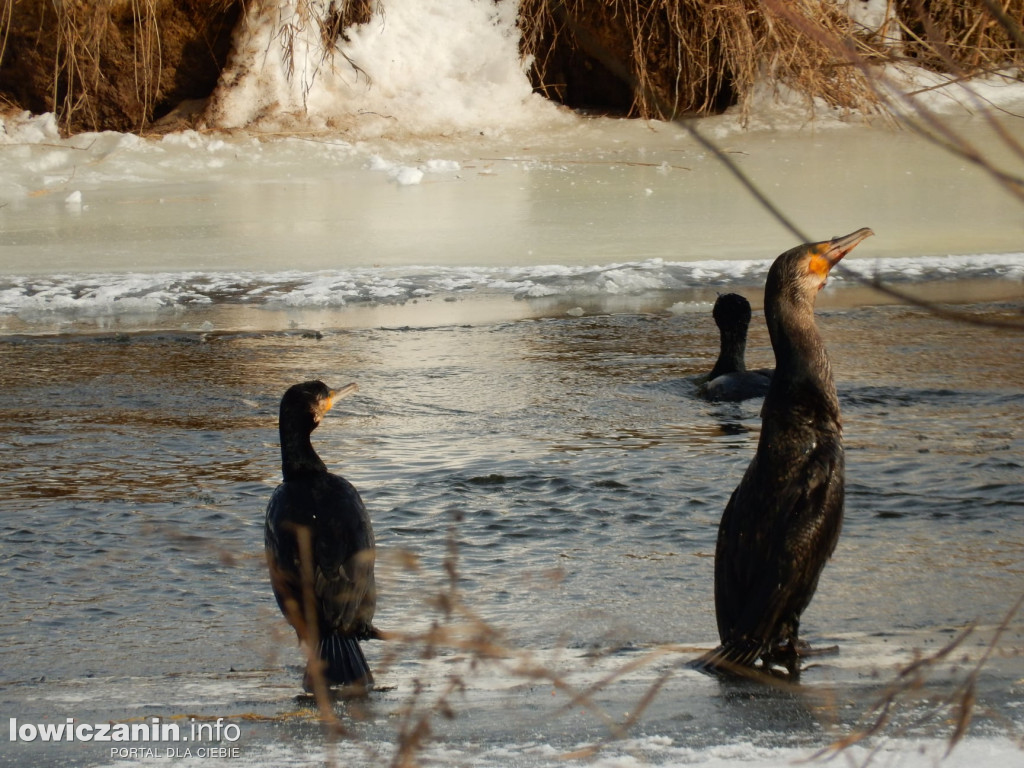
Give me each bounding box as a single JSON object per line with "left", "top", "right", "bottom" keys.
{"left": 0, "top": 301, "right": 1021, "bottom": 762}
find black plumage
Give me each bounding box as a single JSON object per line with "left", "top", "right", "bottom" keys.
{"left": 264, "top": 380, "right": 378, "bottom": 692}
{"left": 699, "top": 293, "right": 772, "bottom": 402}
{"left": 698, "top": 228, "right": 873, "bottom": 675}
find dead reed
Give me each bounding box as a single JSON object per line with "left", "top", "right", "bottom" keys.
{"left": 516, "top": 1, "right": 1024, "bottom": 120}
{"left": 287, "top": 520, "right": 1023, "bottom": 767}
{"left": 3, "top": 1, "right": 1023, "bottom": 763}
{"left": 0, "top": 0, "right": 239, "bottom": 133}
{"left": 517, "top": 0, "right": 895, "bottom": 119}
{"left": 2, "top": 1, "right": 1022, "bottom": 131}
{"left": 898, "top": 0, "right": 1024, "bottom": 74}
{"left": 46, "top": 0, "right": 166, "bottom": 132}
{"left": 815, "top": 593, "right": 1024, "bottom": 765}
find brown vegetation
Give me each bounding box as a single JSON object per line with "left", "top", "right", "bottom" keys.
{"left": 1, "top": 1, "right": 1022, "bottom": 134}
{"left": 2, "top": 3, "right": 1021, "bottom": 765}
{"left": 518, "top": 1, "right": 1024, "bottom": 118}
{"left": 899, "top": 0, "right": 1024, "bottom": 74}
{"left": 0, "top": 0, "right": 240, "bottom": 133}
{"left": 518, "top": 0, "right": 878, "bottom": 118}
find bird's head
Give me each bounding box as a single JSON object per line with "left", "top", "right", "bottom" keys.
{"left": 768, "top": 228, "right": 874, "bottom": 305}
{"left": 279, "top": 380, "right": 359, "bottom": 433}
{"left": 712, "top": 293, "right": 753, "bottom": 333}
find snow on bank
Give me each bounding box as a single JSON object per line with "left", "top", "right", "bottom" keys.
{"left": 198, "top": 0, "right": 1024, "bottom": 139}
{"left": 0, "top": 110, "right": 61, "bottom": 145}
{"left": 4, "top": 0, "right": 1024, "bottom": 144}
{"left": 704, "top": 64, "right": 1024, "bottom": 138}
{"left": 4, "top": 1, "right": 1024, "bottom": 145}
{"left": 205, "top": 0, "right": 567, "bottom": 137}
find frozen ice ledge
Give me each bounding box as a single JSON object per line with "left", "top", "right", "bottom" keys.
{"left": 0, "top": 253, "right": 1021, "bottom": 328}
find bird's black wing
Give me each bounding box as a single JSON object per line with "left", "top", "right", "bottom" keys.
{"left": 774, "top": 439, "right": 844, "bottom": 624}
{"left": 713, "top": 431, "right": 844, "bottom": 661}
{"left": 266, "top": 475, "right": 377, "bottom": 640}
{"left": 310, "top": 473, "right": 377, "bottom": 638}
{"left": 265, "top": 483, "right": 312, "bottom": 638}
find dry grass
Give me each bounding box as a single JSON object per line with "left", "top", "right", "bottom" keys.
{"left": 0, "top": 0, "right": 240, "bottom": 133}
{"left": 130, "top": 0, "right": 162, "bottom": 129}
{"left": 518, "top": 0, "right": 892, "bottom": 119}
{"left": 4, "top": 2, "right": 1024, "bottom": 762}
{"left": 291, "top": 526, "right": 702, "bottom": 767}
{"left": 47, "top": 0, "right": 166, "bottom": 132}
{"left": 815, "top": 594, "right": 1024, "bottom": 765}
{"left": 265, "top": 0, "right": 372, "bottom": 108}
{"left": 2, "top": 1, "right": 1023, "bottom": 131}
{"left": 898, "top": 0, "right": 1024, "bottom": 74}
{"left": 517, "top": 0, "right": 1024, "bottom": 120}
{"left": 51, "top": 1, "right": 106, "bottom": 132}
{"left": 286, "top": 522, "right": 1023, "bottom": 767}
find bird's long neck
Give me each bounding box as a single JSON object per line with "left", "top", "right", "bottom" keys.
{"left": 709, "top": 326, "right": 748, "bottom": 378}
{"left": 280, "top": 424, "right": 328, "bottom": 481}
{"left": 765, "top": 296, "right": 840, "bottom": 427}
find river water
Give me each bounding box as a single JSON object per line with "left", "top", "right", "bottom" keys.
{"left": 1, "top": 110, "right": 1023, "bottom": 767}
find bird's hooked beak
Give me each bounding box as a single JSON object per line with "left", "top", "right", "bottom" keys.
{"left": 324, "top": 382, "right": 359, "bottom": 412}
{"left": 809, "top": 227, "right": 874, "bottom": 281}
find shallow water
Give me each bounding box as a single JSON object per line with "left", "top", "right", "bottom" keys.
{"left": 2, "top": 109, "right": 1024, "bottom": 765}
{"left": 1, "top": 300, "right": 1022, "bottom": 766}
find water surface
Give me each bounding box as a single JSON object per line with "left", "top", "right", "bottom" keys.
{"left": 1, "top": 300, "right": 1021, "bottom": 766}
{"left": 1, "top": 111, "right": 1023, "bottom": 766}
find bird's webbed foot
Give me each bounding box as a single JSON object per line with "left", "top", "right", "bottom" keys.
{"left": 762, "top": 637, "right": 839, "bottom": 676}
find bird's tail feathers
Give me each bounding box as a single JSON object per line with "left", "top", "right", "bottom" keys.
{"left": 690, "top": 640, "right": 763, "bottom": 677}
{"left": 304, "top": 633, "right": 373, "bottom": 692}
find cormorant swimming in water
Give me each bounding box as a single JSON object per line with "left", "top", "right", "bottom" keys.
{"left": 265, "top": 380, "right": 379, "bottom": 693}
{"left": 696, "top": 228, "right": 874, "bottom": 676}
{"left": 698, "top": 293, "right": 773, "bottom": 402}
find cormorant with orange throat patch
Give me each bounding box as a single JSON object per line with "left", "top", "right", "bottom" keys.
{"left": 696, "top": 228, "right": 874, "bottom": 676}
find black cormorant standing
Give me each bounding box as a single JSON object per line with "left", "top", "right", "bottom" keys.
{"left": 265, "top": 380, "right": 378, "bottom": 693}
{"left": 697, "top": 228, "right": 874, "bottom": 675}
{"left": 699, "top": 293, "right": 773, "bottom": 402}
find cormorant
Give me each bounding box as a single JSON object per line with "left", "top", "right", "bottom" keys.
{"left": 697, "top": 228, "right": 874, "bottom": 675}
{"left": 698, "top": 293, "right": 773, "bottom": 402}
{"left": 265, "top": 380, "right": 379, "bottom": 693}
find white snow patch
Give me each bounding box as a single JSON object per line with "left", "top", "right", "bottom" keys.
{"left": 0, "top": 111, "right": 60, "bottom": 144}
{"left": 205, "top": 0, "right": 568, "bottom": 138}
{"left": 392, "top": 166, "right": 424, "bottom": 186}
{"left": 64, "top": 190, "right": 83, "bottom": 211}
